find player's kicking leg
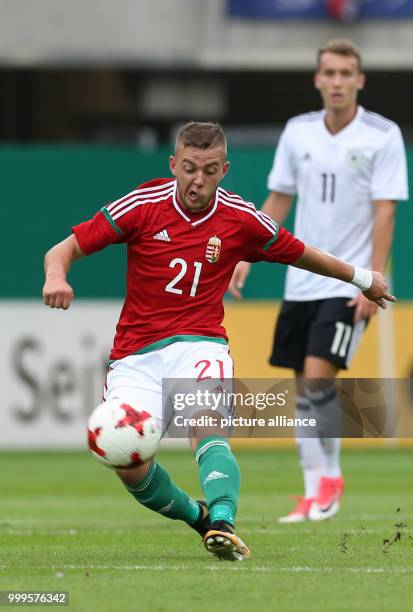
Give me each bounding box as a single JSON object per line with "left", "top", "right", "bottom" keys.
{"left": 117, "top": 460, "right": 211, "bottom": 534}
{"left": 104, "top": 354, "right": 213, "bottom": 544}
{"left": 118, "top": 431, "right": 250, "bottom": 561}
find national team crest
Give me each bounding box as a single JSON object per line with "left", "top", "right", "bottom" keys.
{"left": 206, "top": 236, "right": 221, "bottom": 263}
{"left": 346, "top": 147, "right": 368, "bottom": 169}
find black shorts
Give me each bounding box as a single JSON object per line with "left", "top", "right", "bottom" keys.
{"left": 269, "top": 298, "right": 367, "bottom": 372}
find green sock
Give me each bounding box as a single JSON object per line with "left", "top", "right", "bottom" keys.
{"left": 195, "top": 436, "right": 240, "bottom": 526}
{"left": 125, "top": 461, "right": 199, "bottom": 524}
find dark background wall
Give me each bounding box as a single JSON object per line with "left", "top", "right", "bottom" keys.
{"left": 1, "top": 69, "right": 413, "bottom": 143}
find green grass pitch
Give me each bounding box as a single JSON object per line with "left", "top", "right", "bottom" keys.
{"left": 1, "top": 447, "right": 413, "bottom": 611}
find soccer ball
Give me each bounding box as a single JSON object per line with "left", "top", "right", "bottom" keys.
{"left": 87, "top": 399, "right": 161, "bottom": 469}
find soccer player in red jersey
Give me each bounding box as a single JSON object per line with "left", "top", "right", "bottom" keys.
{"left": 43, "top": 121, "right": 394, "bottom": 561}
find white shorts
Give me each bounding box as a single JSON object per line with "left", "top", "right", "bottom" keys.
{"left": 103, "top": 341, "right": 234, "bottom": 435}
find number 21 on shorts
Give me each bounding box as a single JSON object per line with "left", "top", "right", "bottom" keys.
{"left": 195, "top": 359, "right": 225, "bottom": 382}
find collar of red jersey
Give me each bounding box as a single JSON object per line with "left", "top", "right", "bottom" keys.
{"left": 172, "top": 180, "right": 219, "bottom": 226}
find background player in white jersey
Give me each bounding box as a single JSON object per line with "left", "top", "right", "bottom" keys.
{"left": 229, "top": 39, "right": 408, "bottom": 522}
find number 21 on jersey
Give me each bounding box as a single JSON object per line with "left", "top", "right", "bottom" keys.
{"left": 165, "top": 258, "right": 203, "bottom": 297}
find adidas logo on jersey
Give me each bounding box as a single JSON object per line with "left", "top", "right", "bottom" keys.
{"left": 203, "top": 471, "right": 229, "bottom": 485}
{"left": 153, "top": 229, "right": 171, "bottom": 242}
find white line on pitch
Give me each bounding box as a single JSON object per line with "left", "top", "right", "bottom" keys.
{"left": 1, "top": 564, "right": 413, "bottom": 574}
{"left": 284, "top": 566, "right": 413, "bottom": 574}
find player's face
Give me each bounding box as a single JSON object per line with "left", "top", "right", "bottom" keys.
{"left": 315, "top": 52, "right": 365, "bottom": 112}
{"left": 169, "top": 146, "right": 230, "bottom": 212}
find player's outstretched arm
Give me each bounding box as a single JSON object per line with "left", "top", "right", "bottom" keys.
{"left": 293, "top": 245, "right": 396, "bottom": 309}
{"left": 43, "top": 234, "right": 84, "bottom": 309}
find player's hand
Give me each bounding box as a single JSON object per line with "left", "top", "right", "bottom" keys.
{"left": 228, "top": 261, "right": 251, "bottom": 299}
{"left": 43, "top": 276, "right": 74, "bottom": 309}
{"left": 361, "top": 271, "right": 396, "bottom": 310}
{"left": 347, "top": 292, "right": 378, "bottom": 322}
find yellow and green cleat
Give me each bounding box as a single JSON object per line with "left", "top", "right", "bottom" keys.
{"left": 203, "top": 520, "right": 251, "bottom": 561}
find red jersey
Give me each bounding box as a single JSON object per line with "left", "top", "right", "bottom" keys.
{"left": 73, "top": 178, "right": 304, "bottom": 361}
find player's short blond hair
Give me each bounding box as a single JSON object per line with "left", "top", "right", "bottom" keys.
{"left": 175, "top": 121, "right": 227, "bottom": 154}
{"left": 317, "top": 39, "right": 362, "bottom": 72}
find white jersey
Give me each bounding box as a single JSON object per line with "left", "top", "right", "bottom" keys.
{"left": 267, "top": 106, "right": 409, "bottom": 301}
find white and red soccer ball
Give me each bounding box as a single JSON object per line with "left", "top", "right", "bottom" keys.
{"left": 88, "top": 399, "right": 161, "bottom": 469}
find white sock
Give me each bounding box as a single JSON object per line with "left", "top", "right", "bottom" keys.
{"left": 321, "top": 437, "right": 342, "bottom": 478}
{"left": 306, "top": 386, "right": 342, "bottom": 479}
{"left": 296, "top": 395, "right": 324, "bottom": 498}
